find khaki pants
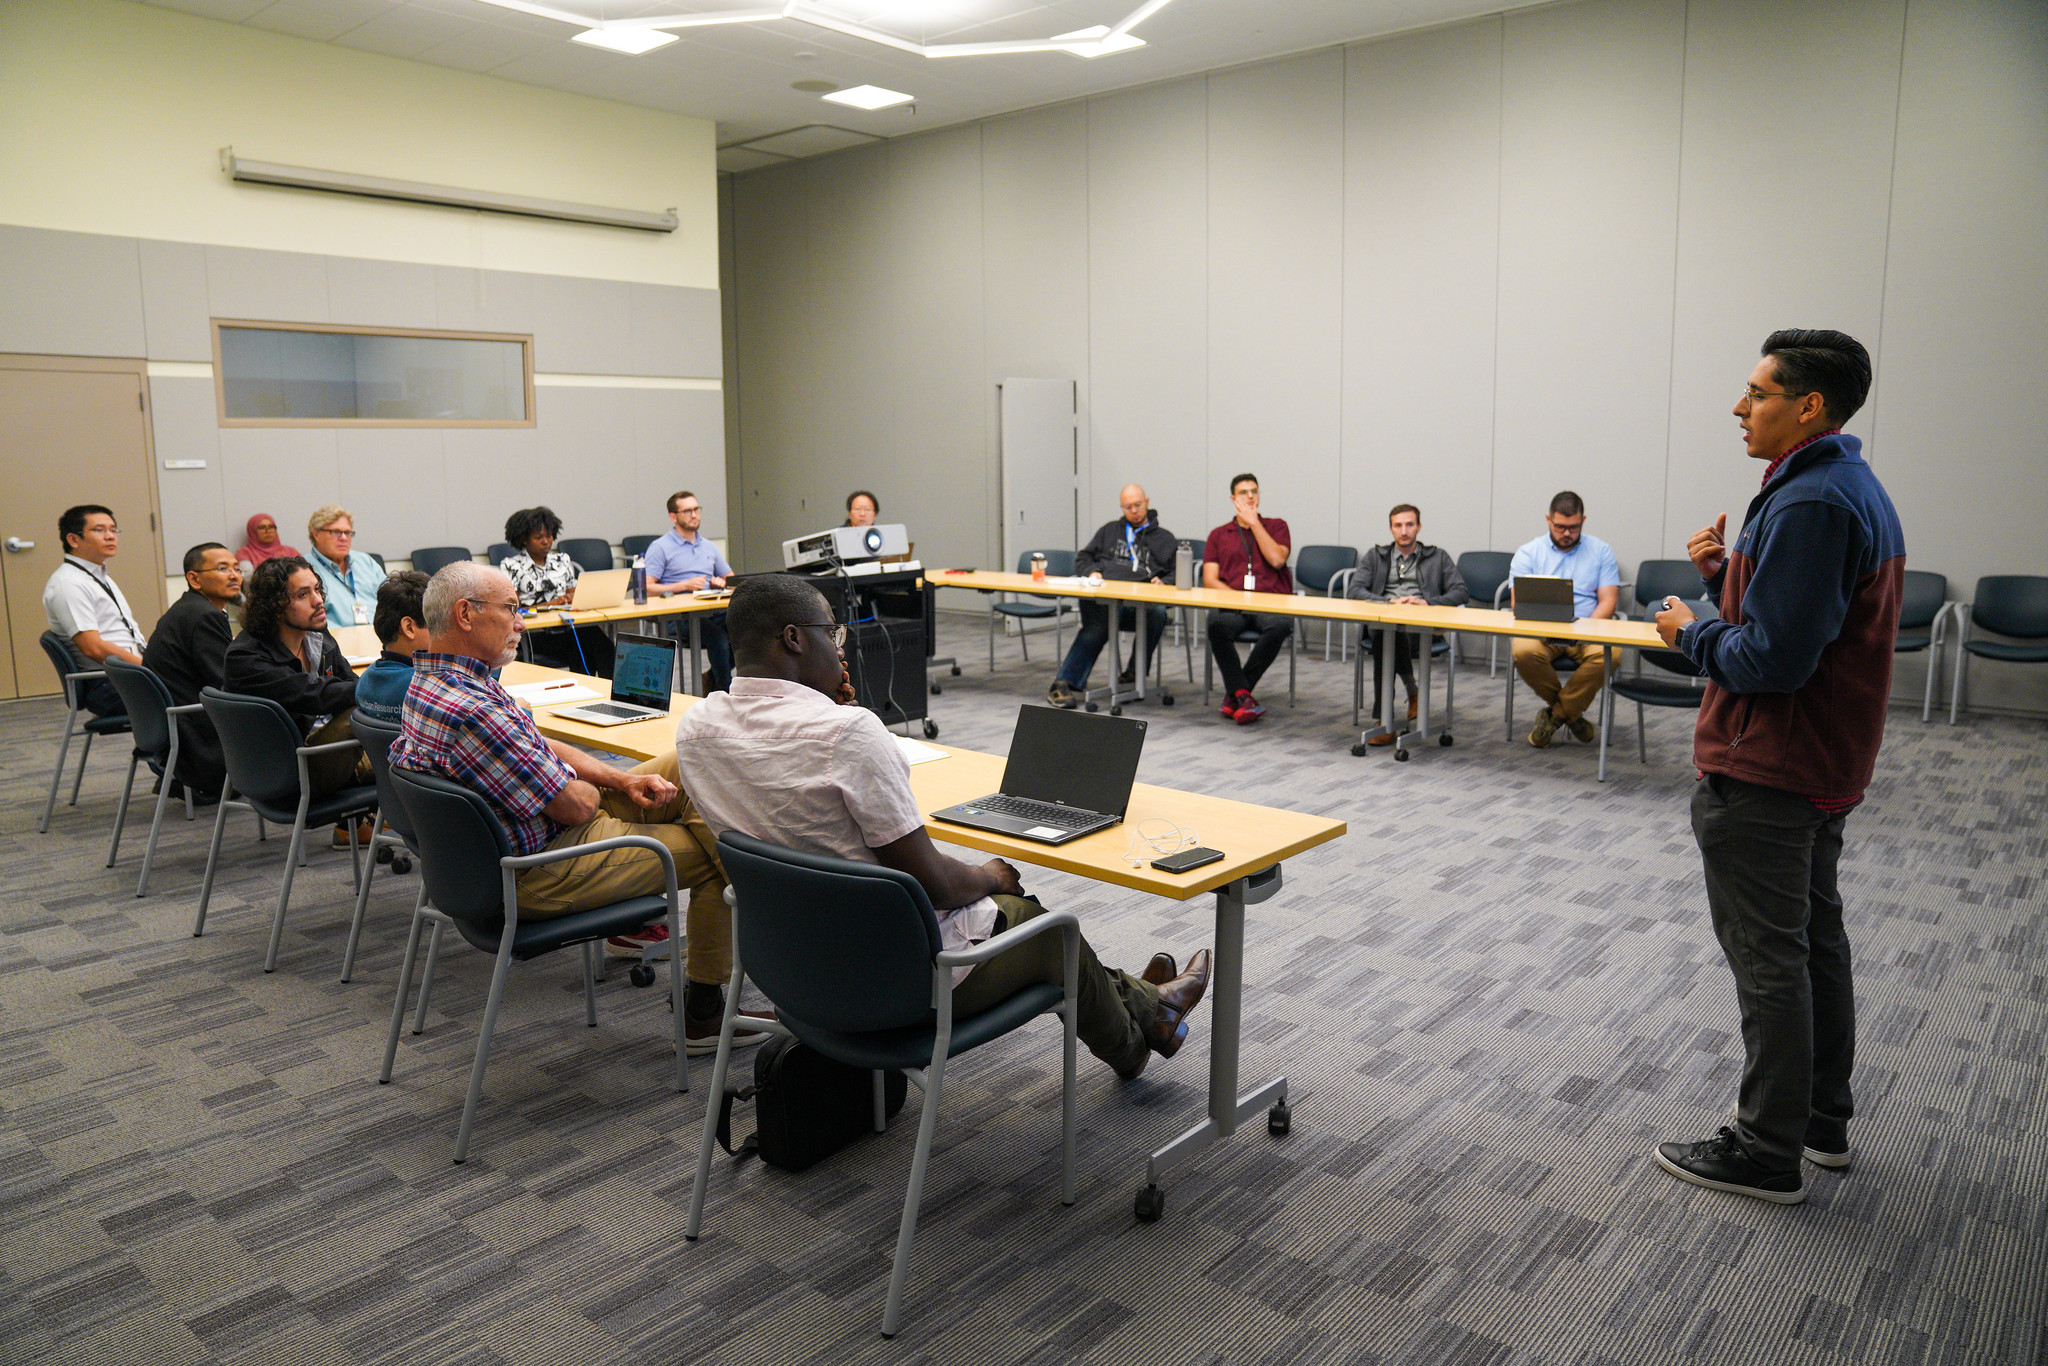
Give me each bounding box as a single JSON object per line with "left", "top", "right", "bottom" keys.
{"left": 306, "top": 709, "right": 374, "bottom": 795}
{"left": 1511, "top": 638, "right": 1612, "bottom": 722}
{"left": 514, "top": 751, "right": 731, "bottom": 986}
{"left": 950, "top": 894, "right": 1158, "bottom": 1077}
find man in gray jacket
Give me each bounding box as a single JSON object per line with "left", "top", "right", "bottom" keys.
{"left": 1345, "top": 504, "right": 1469, "bottom": 744}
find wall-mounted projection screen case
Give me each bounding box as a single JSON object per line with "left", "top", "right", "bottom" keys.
{"left": 212, "top": 320, "right": 535, "bottom": 427}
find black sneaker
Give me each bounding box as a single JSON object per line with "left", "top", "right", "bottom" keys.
{"left": 1047, "top": 681, "right": 1080, "bottom": 709}
{"left": 1803, "top": 1120, "right": 1852, "bottom": 1169}
{"left": 1654, "top": 1127, "right": 1805, "bottom": 1204}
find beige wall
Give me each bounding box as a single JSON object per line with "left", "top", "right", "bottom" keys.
{"left": 0, "top": 0, "right": 717, "bottom": 290}
{"left": 729, "top": 0, "right": 2048, "bottom": 715}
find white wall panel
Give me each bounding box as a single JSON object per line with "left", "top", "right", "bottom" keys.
{"left": 1207, "top": 51, "right": 1345, "bottom": 551}
{"left": 205, "top": 245, "right": 329, "bottom": 324}
{"left": 1342, "top": 18, "right": 1503, "bottom": 563}
{"left": 138, "top": 239, "right": 213, "bottom": 363}
{"left": 1492, "top": 0, "right": 1685, "bottom": 580}
{"left": 217, "top": 428, "right": 342, "bottom": 553}
{"left": 442, "top": 425, "right": 541, "bottom": 553}
{"left": 1872, "top": 0, "right": 2048, "bottom": 713}
{"left": 1662, "top": 0, "right": 1904, "bottom": 570}
{"left": 326, "top": 257, "right": 439, "bottom": 331}
{"left": 1088, "top": 79, "right": 1209, "bottom": 543}
{"left": 148, "top": 375, "right": 226, "bottom": 573}
{"left": 984, "top": 103, "right": 1090, "bottom": 554}
{"left": 0, "top": 226, "right": 145, "bottom": 358}
{"left": 629, "top": 388, "right": 727, "bottom": 541}
{"left": 335, "top": 428, "right": 449, "bottom": 554}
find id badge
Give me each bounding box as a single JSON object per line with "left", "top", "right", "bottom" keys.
{"left": 353, "top": 602, "right": 369, "bottom": 626}
{"left": 1243, "top": 569, "right": 1255, "bottom": 591}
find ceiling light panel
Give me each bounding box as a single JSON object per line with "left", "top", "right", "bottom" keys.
{"left": 570, "top": 24, "right": 678, "bottom": 52}
{"left": 820, "top": 83, "right": 914, "bottom": 109}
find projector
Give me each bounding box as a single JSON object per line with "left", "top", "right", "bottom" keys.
{"left": 782, "top": 523, "right": 909, "bottom": 568}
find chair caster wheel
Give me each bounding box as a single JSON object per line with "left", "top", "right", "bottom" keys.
{"left": 391, "top": 856, "right": 413, "bottom": 875}
{"left": 951, "top": 665, "right": 961, "bottom": 676}
{"left": 929, "top": 683, "right": 942, "bottom": 695}
{"left": 376, "top": 844, "right": 393, "bottom": 865}
{"left": 1440, "top": 734, "right": 1454, "bottom": 747}
{"left": 1350, "top": 743, "right": 1369, "bottom": 756}
{"left": 1084, "top": 702, "right": 1099, "bottom": 713}
{"left": 1134, "top": 1184, "right": 1164, "bottom": 1222}
{"left": 923, "top": 720, "right": 939, "bottom": 739}
{"left": 1394, "top": 749, "right": 1409, "bottom": 762}
{"left": 1268, "top": 1100, "right": 1291, "bottom": 1136}
{"left": 629, "top": 964, "right": 656, "bottom": 988}
{"left": 1110, "top": 706, "right": 1122, "bottom": 717}
{"left": 1161, "top": 694, "right": 1175, "bottom": 706}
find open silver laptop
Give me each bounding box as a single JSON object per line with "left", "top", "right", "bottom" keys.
{"left": 566, "top": 568, "right": 631, "bottom": 611}
{"left": 551, "top": 632, "right": 674, "bottom": 726}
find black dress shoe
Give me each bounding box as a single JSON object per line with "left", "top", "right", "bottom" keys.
{"left": 1654, "top": 1127, "right": 1805, "bottom": 1204}
{"left": 1140, "top": 952, "right": 1176, "bottom": 986}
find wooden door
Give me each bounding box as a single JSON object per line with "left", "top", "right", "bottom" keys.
{"left": 0, "top": 358, "right": 163, "bottom": 698}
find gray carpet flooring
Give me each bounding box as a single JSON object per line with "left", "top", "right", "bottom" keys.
{"left": 3, "top": 616, "right": 2043, "bottom": 1365}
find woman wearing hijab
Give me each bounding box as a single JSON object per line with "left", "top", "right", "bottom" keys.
{"left": 237, "top": 513, "right": 299, "bottom": 576}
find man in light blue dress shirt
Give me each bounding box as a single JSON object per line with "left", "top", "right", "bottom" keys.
{"left": 304, "top": 504, "right": 388, "bottom": 632}
{"left": 643, "top": 489, "right": 733, "bottom": 690}
{"left": 1509, "top": 490, "right": 1621, "bottom": 748}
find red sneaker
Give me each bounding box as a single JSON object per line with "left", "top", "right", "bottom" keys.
{"left": 606, "top": 922, "right": 672, "bottom": 958}
{"left": 1220, "top": 689, "right": 1247, "bottom": 719}
{"left": 1232, "top": 693, "right": 1266, "bottom": 725}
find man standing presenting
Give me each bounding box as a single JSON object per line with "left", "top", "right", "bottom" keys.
{"left": 1345, "top": 504, "right": 1469, "bottom": 745}
{"left": 1651, "top": 329, "right": 1903, "bottom": 1205}
{"left": 1047, "top": 484, "right": 1177, "bottom": 709}
{"left": 1203, "top": 473, "right": 1293, "bottom": 725}
{"left": 645, "top": 490, "right": 733, "bottom": 692}
{"left": 1510, "top": 492, "right": 1621, "bottom": 747}
{"left": 43, "top": 504, "right": 146, "bottom": 718}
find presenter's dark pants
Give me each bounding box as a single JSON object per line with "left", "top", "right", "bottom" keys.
{"left": 1691, "top": 772, "right": 1855, "bottom": 1172}
{"left": 1056, "top": 601, "right": 1167, "bottom": 689}
{"left": 1206, "top": 610, "right": 1291, "bottom": 698}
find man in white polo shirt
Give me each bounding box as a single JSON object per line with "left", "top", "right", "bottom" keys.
{"left": 674, "top": 573, "right": 1212, "bottom": 1080}
{"left": 43, "top": 504, "right": 145, "bottom": 717}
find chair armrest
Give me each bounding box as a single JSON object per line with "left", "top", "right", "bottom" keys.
{"left": 1329, "top": 567, "right": 1357, "bottom": 598}
{"left": 296, "top": 738, "right": 363, "bottom": 758}
{"left": 166, "top": 703, "right": 205, "bottom": 715}
{"left": 501, "top": 833, "right": 679, "bottom": 895}
{"left": 935, "top": 908, "right": 1079, "bottom": 968}
{"left": 1493, "top": 582, "right": 1510, "bottom": 609}
{"left": 64, "top": 669, "right": 107, "bottom": 684}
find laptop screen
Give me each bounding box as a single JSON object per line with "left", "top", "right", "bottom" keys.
{"left": 998, "top": 706, "right": 1146, "bottom": 817}
{"left": 610, "top": 632, "right": 675, "bottom": 710}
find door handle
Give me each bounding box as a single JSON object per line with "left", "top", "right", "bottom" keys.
{"left": 4, "top": 537, "right": 34, "bottom": 553}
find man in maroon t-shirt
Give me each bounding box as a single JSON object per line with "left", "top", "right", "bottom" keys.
{"left": 1202, "top": 472, "right": 1293, "bottom": 724}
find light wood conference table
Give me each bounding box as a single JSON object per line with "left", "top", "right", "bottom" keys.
{"left": 505, "top": 658, "right": 1348, "bottom": 1217}
{"left": 338, "top": 595, "right": 733, "bottom": 691}
{"left": 934, "top": 569, "right": 1664, "bottom": 763}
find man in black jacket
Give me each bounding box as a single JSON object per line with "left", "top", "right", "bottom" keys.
{"left": 141, "top": 542, "right": 243, "bottom": 800}
{"left": 1345, "top": 505, "right": 1469, "bottom": 745}
{"left": 1047, "top": 485, "right": 1179, "bottom": 709}
{"left": 224, "top": 557, "right": 372, "bottom": 812}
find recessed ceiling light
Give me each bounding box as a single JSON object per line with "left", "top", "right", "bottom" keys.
{"left": 1052, "top": 25, "right": 1145, "bottom": 58}
{"left": 821, "top": 84, "right": 914, "bottom": 111}
{"left": 570, "top": 27, "right": 679, "bottom": 55}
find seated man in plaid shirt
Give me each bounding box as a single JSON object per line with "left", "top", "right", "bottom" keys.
{"left": 390, "top": 561, "right": 765, "bottom": 1053}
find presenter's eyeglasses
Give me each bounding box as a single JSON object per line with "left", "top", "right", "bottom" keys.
{"left": 789, "top": 621, "right": 848, "bottom": 648}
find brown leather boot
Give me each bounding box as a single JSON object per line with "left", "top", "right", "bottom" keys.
{"left": 1140, "top": 952, "right": 1176, "bottom": 986}
{"left": 1140, "top": 949, "right": 1212, "bottom": 1058}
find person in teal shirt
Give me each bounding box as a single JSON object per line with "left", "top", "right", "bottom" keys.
{"left": 304, "top": 504, "right": 387, "bottom": 631}
{"left": 352, "top": 571, "right": 431, "bottom": 724}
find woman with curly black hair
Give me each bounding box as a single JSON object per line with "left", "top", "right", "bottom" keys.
{"left": 498, "top": 506, "right": 613, "bottom": 675}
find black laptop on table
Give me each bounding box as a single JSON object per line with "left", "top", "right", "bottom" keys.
{"left": 931, "top": 706, "right": 1146, "bottom": 845}
{"left": 1511, "top": 575, "right": 1577, "bottom": 623}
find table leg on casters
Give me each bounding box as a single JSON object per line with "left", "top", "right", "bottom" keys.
{"left": 1136, "top": 867, "right": 1289, "bottom": 1222}
{"left": 1352, "top": 624, "right": 1400, "bottom": 757}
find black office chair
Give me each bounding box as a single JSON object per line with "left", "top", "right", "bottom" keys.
{"left": 1599, "top": 644, "right": 1707, "bottom": 781}
{"left": 192, "top": 688, "right": 379, "bottom": 974}
{"left": 557, "top": 538, "right": 614, "bottom": 572}
{"left": 988, "top": 549, "right": 1074, "bottom": 669}
{"left": 36, "top": 631, "right": 131, "bottom": 834}
{"left": 342, "top": 714, "right": 419, "bottom": 985}
{"left": 1456, "top": 551, "right": 1514, "bottom": 677}
{"left": 380, "top": 767, "right": 684, "bottom": 1163}
{"left": 1950, "top": 575, "right": 2048, "bottom": 723}
{"left": 621, "top": 533, "right": 660, "bottom": 560}
{"left": 1202, "top": 616, "right": 1297, "bottom": 708}
{"left": 366, "top": 552, "right": 387, "bottom": 573}
{"left": 101, "top": 658, "right": 210, "bottom": 896}
{"left": 1294, "top": 544, "right": 1359, "bottom": 661}
{"left": 486, "top": 541, "right": 516, "bottom": 566}
{"left": 409, "top": 546, "right": 472, "bottom": 577}
{"left": 1894, "top": 570, "right": 1950, "bottom": 722}
{"left": 687, "top": 833, "right": 1078, "bottom": 1339}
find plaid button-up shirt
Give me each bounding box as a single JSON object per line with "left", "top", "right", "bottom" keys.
{"left": 389, "top": 652, "right": 574, "bottom": 856}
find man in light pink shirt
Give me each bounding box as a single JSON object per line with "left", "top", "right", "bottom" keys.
{"left": 675, "top": 574, "right": 1211, "bottom": 1080}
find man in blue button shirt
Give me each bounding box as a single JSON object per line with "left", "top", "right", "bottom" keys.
{"left": 1509, "top": 491, "right": 1621, "bottom": 748}
{"left": 643, "top": 489, "right": 733, "bottom": 690}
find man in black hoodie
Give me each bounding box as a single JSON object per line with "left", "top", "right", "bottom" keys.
{"left": 1047, "top": 485, "right": 1178, "bottom": 708}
